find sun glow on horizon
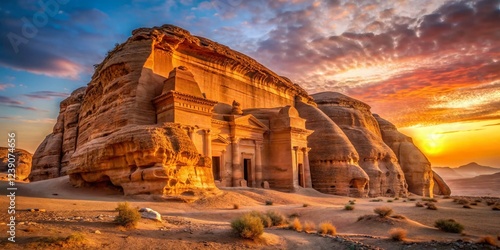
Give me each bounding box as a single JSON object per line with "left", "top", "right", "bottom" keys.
{"left": 400, "top": 119, "right": 500, "bottom": 167}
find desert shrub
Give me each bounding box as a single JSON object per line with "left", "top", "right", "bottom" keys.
{"left": 114, "top": 202, "right": 141, "bottom": 228}
{"left": 486, "top": 201, "right": 495, "bottom": 206}
{"left": 374, "top": 206, "right": 393, "bottom": 217}
{"left": 394, "top": 197, "right": 400, "bottom": 200}
{"left": 231, "top": 213, "right": 264, "bottom": 239}
{"left": 266, "top": 211, "right": 287, "bottom": 226}
{"left": 303, "top": 221, "right": 316, "bottom": 233}
{"left": 233, "top": 204, "right": 240, "bottom": 209}
{"left": 434, "top": 219, "right": 464, "bottom": 233}
{"left": 463, "top": 204, "right": 472, "bottom": 209}
{"left": 303, "top": 203, "right": 310, "bottom": 207}
{"left": 457, "top": 199, "right": 469, "bottom": 205}
{"left": 408, "top": 198, "right": 416, "bottom": 201}
{"left": 389, "top": 228, "right": 407, "bottom": 241}
{"left": 370, "top": 199, "right": 383, "bottom": 202}
{"left": 427, "top": 203, "right": 438, "bottom": 210}
{"left": 289, "top": 213, "right": 300, "bottom": 219}
{"left": 387, "top": 199, "right": 394, "bottom": 203}
{"left": 345, "top": 204, "right": 355, "bottom": 210}
{"left": 391, "top": 214, "right": 407, "bottom": 220}
{"left": 477, "top": 235, "right": 497, "bottom": 246}
{"left": 265, "top": 200, "right": 273, "bottom": 206}
{"left": 415, "top": 202, "right": 424, "bottom": 207}
{"left": 65, "top": 233, "right": 86, "bottom": 244}
{"left": 249, "top": 211, "right": 272, "bottom": 228}
{"left": 289, "top": 218, "right": 302, "bottom": 232}
{"left": 474, "top": 199, "right": 482, "bottom": 203}
{"left": 470, "top": 202, "right": 478, "bottom": 206}
{"left": 318, "top": 222, "right": 336, "bottom": 235}
{"left": 349, "top": 200, "right": 356, "bottom": 205}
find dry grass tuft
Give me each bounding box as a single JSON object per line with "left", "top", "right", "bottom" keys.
{"left": 318, "top": 222, "right": 336, "bottom": 235}
{"left": 344, "top": 204, "right": 355, "bottom": 210}
{"left": 389, "top": 228, "right": 407, "bottom": 241}
{"left": 303, "top": 221, "right": 316, "bottom": 233}
{"left": 266, "top": 211, "right": 287, "bottom": 226}
{"left": 434, "top": 219, "right": 464, "bottom": 233}
{"left": 289, "top": 218, "right": 302, "bottom": 232}
{"left": 427, "top": 202, "right": 438, "bottom": 210}
{"left": 415, "top": 202, "right": 424, "bottom": 207}
{"left": 374, "top": 206, "right": 393, "bottom": 217}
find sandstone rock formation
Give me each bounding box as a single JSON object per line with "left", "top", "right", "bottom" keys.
{"left": 312, "top": 92, "right": 408, "bottom": 197}
{"left": 30, "top": 87, "right": 86, "bottom": 181}
{"left": 68, "top": 124, "right": 216, "bottom": 196}
{"left": 374, "top": 114, "right": 435, "bottom": 197}
{"left": 432, "top": 171, "right": 452, "bottom": 196}
{"left": 29, "top": 24, "right": 448, "bottom": 197}
{"left": 295, "top": 101, "right": 369, "bottom": 197}
{"left": 0, "top": 147, "right": 32, "bottom": 181}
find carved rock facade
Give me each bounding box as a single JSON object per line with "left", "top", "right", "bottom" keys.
{"left": 30, "top": 24, "right": 448, "bottom": 197}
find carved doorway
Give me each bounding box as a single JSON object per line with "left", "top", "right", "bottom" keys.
{"left": 298, "top": 163, "right": 304, "bottom": 187}
{"left": 212, "top": 156, "right": 221, "bottom": 180}
{"left": 244, "top": 158, "right": 252, "bottom": 185}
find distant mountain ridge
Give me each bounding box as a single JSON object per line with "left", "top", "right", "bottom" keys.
{"left": 433, "top": 162, "right": 500, "bottom": 180}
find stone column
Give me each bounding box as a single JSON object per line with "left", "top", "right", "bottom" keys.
{"left": 186, "top": 127, "right": 195, "bottom": 141}
{"left": 231, "top": 138, "right": 242, "bottom": 187}
{"left": 302, "top": 147, "right": 312, "bottom": 188}
{"left": 293, "top": 146, "right": 299, "bottom": 187}
{"left": 203, "top": 129, "right": 212, "bottom": 158}
{"left": 255, "top": 141, "right": 263, "bottom": 188}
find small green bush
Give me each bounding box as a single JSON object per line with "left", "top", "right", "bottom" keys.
{"left": 374, "top": 206, "right": 393, "bottom": 217}
{"left": 434, "top": 219, "right": 464, "bottom": 233}
{"left": 249, "top": 211, "right": 272, "bottom": 228}
{"left": 266, "top": 211, "right": 287, "bottom": 226}
{"left": 344, "top": 204, "right": 355, "bottom": 210}
{"left": 387, "top": 199, "right": 394, "bottom": 203}
{"left": 114, "top": 202, "right": 141, "bottom": 228}
{"left": 231, "top": 213, "right": 264, "bottom": 239}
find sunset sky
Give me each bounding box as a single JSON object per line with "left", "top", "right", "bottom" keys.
{"left": 0, "top": 0, "right": 499, "bottom": 168}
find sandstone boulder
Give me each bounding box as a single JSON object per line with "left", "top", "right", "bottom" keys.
{"left": 374, "top": 114, "right": 434, "bottom": 197}
{"left": 0, "top": 147, "right": 32, "bottom": 181}
{"left": 139, "top": 208, "right": 162, "bottom": 221}
{"left": 68, "top": 123, "right": 216, "bottom": 196}
{"left": 432, "top": 171, "right": 452, "bottom": 196}
{"left": 312, "top": 92, "right": 408, "bottom": 197}
{"left": 295, "top": 100, "right": 369, "bottom": 197}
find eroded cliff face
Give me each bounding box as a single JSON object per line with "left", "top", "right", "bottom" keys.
{"left": 68, "top": 124, "right": 216, "bottom": 196}
{"left": 312, "top": 92, "right": 408, "bottom": 197}
{"left": 295, "top": 101, "right": 369, "bottom": 197}
{"left": 30, "top": 87, "right": 85, "bottom": 181}
{"left": 374, "top": 114, "right": 435, "bottom": 197}
{"left": 0, "top": 147, "right": 32, "bottom": 181}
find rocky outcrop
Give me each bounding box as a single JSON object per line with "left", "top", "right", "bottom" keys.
{"left": 68, "top": 124, "right": 215, "bottom": 196}
{"left": 29, "top": 87, "right": 85, "bottom": 181}
{"left": 0, "top": 147, "right": 32, "bottom": 181}
{"left": 432, "top": 171, "right": 452, "bottom": 196}
{"left": 295, "top": 101, "right": 369, "bottom": 197}
{"left": 312, "top": 92, "right": 408, "bottom": 197}
{"left": 374, "top": 114, "right": 434, "bottom": 197}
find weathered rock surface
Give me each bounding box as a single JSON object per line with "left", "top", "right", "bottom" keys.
{"left": 295, "top": 101, "right": 369, "bottom": 197}
{"left": 432, "top": 171, "right": 452, "bottom": 196}
{"left": 0, "top": 147, "right": 32, "bottom": 181}
{"left": 68, "top": 124, "right": 216, "bottom": 196}
{"left": 139, "top": 208, "right": 162, "bottom": 221}
{"left": 30, "top": 87, "right": 86, "bottom": 181}
{"left": 313, "top": 92, "right": 408, "bottom": 197}
{"left": 374, "top": 114, "right": 434, "bottom": 197}
{"left": 30, "top": 24, "right": 447, "bottom": 197}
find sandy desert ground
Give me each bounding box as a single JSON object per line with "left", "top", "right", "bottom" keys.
{"left": 0, "top": 176, "right": 499, "bottom": 250}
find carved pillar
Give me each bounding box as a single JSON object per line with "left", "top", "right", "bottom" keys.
{"left": 255, "top": 141, "right": 263, "bottom": 188}
{"left": 186, "top": 127, "right": 195, "bottom": 141}
{"left": 302, "top": 147, "right": 312, "bottom": 188}
{"left": 203, "top": 129, "right": 212, "bottom": 158}
{"left": 293, "top": 146, "right": 299, "bottom": 187}
{"left": 231, "top": 138, "right": 242, "bottom": 187}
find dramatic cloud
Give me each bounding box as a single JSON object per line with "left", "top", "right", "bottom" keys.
{"left": 24, "top": 91, "right": 69, "bottom": 99}
{"left": 0, "top": 95, "right": 43, "bottom": 111}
